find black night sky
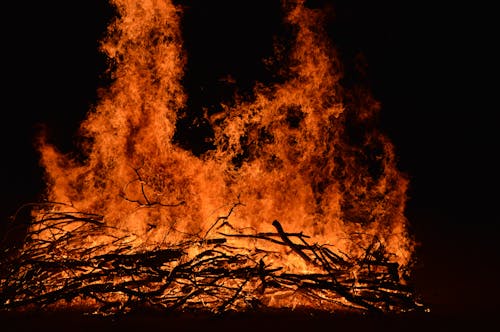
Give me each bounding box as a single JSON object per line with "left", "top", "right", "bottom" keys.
{"left": 0, "top": 0, "right": 497, "bottom": 330}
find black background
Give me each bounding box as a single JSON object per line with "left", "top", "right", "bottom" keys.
{"left": 1, "top": 0, "right": 497, "bottom": 329}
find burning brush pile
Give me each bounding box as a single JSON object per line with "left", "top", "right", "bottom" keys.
{"left": 1, "top": 0, "right": 424, "bottom": 315}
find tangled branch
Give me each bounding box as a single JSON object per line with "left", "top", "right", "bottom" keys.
{"left": 0, "top": 206, "right": 425, "bottom": 316}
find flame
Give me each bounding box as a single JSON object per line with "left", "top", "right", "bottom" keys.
{"left": 29, "top": 0, "right": 414, "bottom": 311}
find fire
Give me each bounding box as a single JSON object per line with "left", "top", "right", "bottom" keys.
{"left": 2, "top": 0, "right": 421, "bottom": 314}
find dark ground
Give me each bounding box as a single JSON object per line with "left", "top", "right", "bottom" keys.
{"left": 1, "top": 1, "right": 497, "bottom": 330}
{"left": 0, "top": 310, "right": 491, "bottom": 332}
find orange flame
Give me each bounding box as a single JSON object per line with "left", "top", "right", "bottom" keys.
{"left": 35, "top": 0, "right": 412, "bottom": 289}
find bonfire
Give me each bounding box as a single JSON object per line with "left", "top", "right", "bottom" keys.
{"left": 1, "top": 0, "right": 424, "bottom": 315}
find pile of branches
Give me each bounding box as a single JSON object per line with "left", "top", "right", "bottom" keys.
{"left": 0, "top": 206, "right": 425, "bottom": 315}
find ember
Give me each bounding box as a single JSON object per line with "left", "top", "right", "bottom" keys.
{"left": 1, "top": 0, "right": 424, "bottom": 315}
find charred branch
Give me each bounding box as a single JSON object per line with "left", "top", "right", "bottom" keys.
{"left": 119, "top": 167, "right": 186, "bottom": 208}
{"left": 0, "top": 208, "right": 425, "bottom": 316}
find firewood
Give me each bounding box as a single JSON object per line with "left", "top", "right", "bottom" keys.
{"left": 0, "top": 207, "right": 426, "bottom": 315}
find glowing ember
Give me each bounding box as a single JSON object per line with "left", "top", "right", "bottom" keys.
{"left": 1, "top": 0, "right": 423, "bottom": 314}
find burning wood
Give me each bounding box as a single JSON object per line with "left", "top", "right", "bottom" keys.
{"left": 0, "top": 205, "right": 423, "bottom": 315}
{"left": 1, "top": 0, "right": 425, "bottom": 317}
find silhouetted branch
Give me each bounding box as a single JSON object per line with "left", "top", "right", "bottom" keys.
{"left": 0, "top": 206, "right": 425, "bottom": 316}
